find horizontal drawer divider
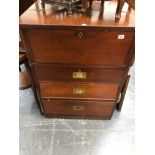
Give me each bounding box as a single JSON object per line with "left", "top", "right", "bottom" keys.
{"left": 37, "top": 81, "right": 121, "bottom": 84}
{"left": 30, "top": 62, "right": 129, "bottom": 69}
{"left": 41, "top": 97, "right": 117, "bottom": 102}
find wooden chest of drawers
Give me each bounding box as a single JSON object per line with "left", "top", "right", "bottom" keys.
{"left": 20, "top": 1, "right": 135, "bottom": 119}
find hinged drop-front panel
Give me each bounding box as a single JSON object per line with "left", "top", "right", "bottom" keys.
{"left": 24, "top": 29, "right": 134, "bottom": 67}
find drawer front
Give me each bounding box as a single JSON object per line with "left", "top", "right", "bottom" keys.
{"left": 39, "top": 82, "right": 119, "bottom": 101}
{"left": 42, "top": 100, "right": 115, "bottom": 119}
{"left": 25, "top": 29, "right": 134, "bottom": 66}
{"left": 33, "top": 65, "right": 127, "bottom": 83}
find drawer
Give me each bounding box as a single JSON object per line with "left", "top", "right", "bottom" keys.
{"left": 39, "top": 82, "right": 119, "bottom": 101}
{"left": 33, "top": 65, "right": 127, "bottom": 83}
{"left": 25, "top": 29, "right": 134, "bottom": 67}
{"left": 42, "top": 100, "right": 115, "bottom": 119}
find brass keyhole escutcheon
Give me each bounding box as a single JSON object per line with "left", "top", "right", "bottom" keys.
{"left": 79, "top": 32, "right": 83, "bottom": 38}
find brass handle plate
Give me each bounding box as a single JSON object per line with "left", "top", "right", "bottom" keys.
{"left": 72, "top": 71, "right": 87, "bottom": 79}
{"left": 73, "top": 88, "right": 85, "bottom": 95}
{"left": 73, "top": 105, "right": 84, "bottom": 111}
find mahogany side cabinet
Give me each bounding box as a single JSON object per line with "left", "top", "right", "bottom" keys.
{"left": 19, "top": 1, "right": 135, "bottom": 119}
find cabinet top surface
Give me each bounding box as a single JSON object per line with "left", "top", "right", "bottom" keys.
{"left": 19, "top": 1, "right": 135, "bottom": 29}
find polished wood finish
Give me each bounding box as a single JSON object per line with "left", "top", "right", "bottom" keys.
{"left": 39, "top": 82, "right": 119, "bottom": 101}
{"left": 23, "top": 29, "right": 134, "bottom": 67}
{"left": 19, "top": 1, "right": 135, "bottom": 119}
{"left": 42, "top": 100, "right": 114, "bottom": 119}
{"left": 19, "top": 52, "right": 31, "bottom": 89}
{"left": 19, "top": 71, "right": 31, "bottom": 90}
{"left": 33, "top": 65, "right": 127, "bottom": 83}
{"left": 19, "top": 1, "right": 135, "bottom": 28}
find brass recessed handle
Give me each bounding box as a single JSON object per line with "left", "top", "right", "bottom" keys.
{"left": 79, "top": 32, "right": 83, "bottom": 38}
{"left": 73, "top": 105, "right": 84, "bottom": 111}
{"left": 73, "top": 88, "right": 85, "bottom": 95}
{"left": 72, "top": 70, "right": 87, "bottom": 79}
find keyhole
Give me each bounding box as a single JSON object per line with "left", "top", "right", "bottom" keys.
{"left": 79, "top": 32, "right": 83, "bottom": 38}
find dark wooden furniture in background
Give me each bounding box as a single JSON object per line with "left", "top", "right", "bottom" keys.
{"left": 115, "top": 0, "right": 135, "bottom": 21}
{"left": 19, "top": 44, "right": 43, "bottom": 114}
{"left": 19, "top": 51, "right": 31, "bottom": 90}
{"left": 19, "top": 1, "right": 135, "bottom": 119}
{"left": 19, "top": 0, "right": 43, "bottom": 114}
{"left": 19, "top": 0, "right": 36, "bottom": 15}
{"left": 19, "top": 0, "right": 34, "bottom": 84}
{"left": 88, "top": 0, "right": 105, "bottom": 10}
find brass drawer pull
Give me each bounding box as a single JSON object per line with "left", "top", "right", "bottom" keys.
{"left": 79, "top": 32, "right": 83, "bottom": 38}
{"left": 72, "top": 70, "right": 87, "bottom": 79}
{"left": 73, "top": 88, "right": 85, "bottom": 95}
{"left": 73, "top": 105, "right": 84, "bottom": 111}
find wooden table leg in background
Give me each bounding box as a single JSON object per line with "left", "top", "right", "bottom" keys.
{"left": 116, "top": 75, "right": 131, "bottom": 111}
{"left": 24, "top": 59, "right": 43, "bottom": 115}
